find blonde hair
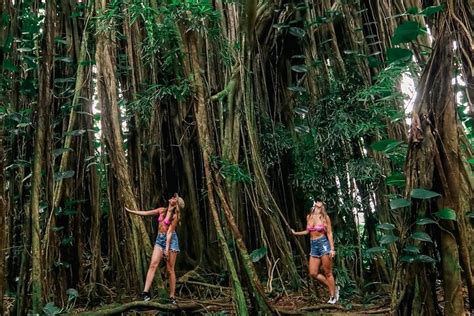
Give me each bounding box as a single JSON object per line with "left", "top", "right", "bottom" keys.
{"left": 311, "top": 202, "right": 328, "bottom": 225}
{"left": 168, "top": 195, "right": 185, "bottom": 221}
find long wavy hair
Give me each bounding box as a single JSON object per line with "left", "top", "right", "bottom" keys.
{"left": 310, "top": 201, "right": 328, "bottom": 225}
{"left": 167, "top": 193, "right": 185, "bottom": 222}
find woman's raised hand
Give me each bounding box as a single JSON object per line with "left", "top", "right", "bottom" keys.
{"left": 125, "top": 206, "right": 133, "bottom": 213}
{"left": 290, "top": 228, "right": 296, "bottom": 235}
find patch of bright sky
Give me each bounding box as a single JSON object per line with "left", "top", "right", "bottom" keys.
{"left": 401, "top": 72, "right": 416, "bottom": 124}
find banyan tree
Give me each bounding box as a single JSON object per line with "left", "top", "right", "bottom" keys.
{"left": 0, "top": 0, "right": 472, "bottom": 314}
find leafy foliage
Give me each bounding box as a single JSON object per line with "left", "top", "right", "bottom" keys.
{"left": 250, "top": 247, "right": 268, "bottom": 262}
{"left": 391, "top": 21, "right": 426, "bottom": 45}
{"left": 433, "top": 208, "right": 457, "bottom": 221}
{"left": 410, "top": 188, "right": 440, "bottom": 199}
{"left": 390, "top": 198, "right": 411, "bottom": 210}
{"left": 212, "top": 157, "right": 253, "bottom": 183}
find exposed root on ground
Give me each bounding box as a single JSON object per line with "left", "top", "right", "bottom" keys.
{"left": 74, "top": 299, "right": 233, "bottom": 315}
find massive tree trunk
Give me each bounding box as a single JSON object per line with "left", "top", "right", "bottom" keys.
{"left": 95, "top": 0, "right": 152, "bottom": 289}
{"left": 394, "top": 1, "right": 473, "bottom": 314}
{"left": 178, "top": 20, "right": 249, "bottom": 315}
{"left": 29, "top": 0, "right": 55, "bottom": 312}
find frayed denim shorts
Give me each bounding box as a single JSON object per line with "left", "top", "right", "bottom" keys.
{"left": 310, "top": 235, "right": 331, "bottom": 257}
{"left": 155, "top": 232, "right": 180, "bottom": 252}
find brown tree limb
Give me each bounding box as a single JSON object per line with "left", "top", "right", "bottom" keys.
{"left": 74, "top": 300, "right": 233, "bottom": 315}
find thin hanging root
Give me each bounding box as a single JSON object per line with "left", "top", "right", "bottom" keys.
{"left": 267, "top": 257, "right": 280, "bottom": 292}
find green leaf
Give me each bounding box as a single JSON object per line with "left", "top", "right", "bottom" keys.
{"left": 411, "top": 231, "right": 433, "bottom": 242}
{"left": 371, "top": 139, "right": 403, "bottom": 152}
{"left": 289, "top": 27, "right": 305, "bottom": 38}
{"left": 376, "top": 223, "right": 395, "bottom": 230}
{"left": 55, "top": 56, "right": 74, "bottom": 63}
{"left": 61, "top": 236, "right": 74, "bottom": 246}
{"left": 63, "top": 208, "right": 77, "bottom": 216}
{"left": 54, "top": 37, "right": 68, "bottom": 45}
{"left": 294, "top": 125, "right": 310, "bottom": 134}
{"left": 468, "top": 158, "right": 474, "bottom": 165}
{"left": 400, "top": 255, "right": 416, "bottom": 263}
{"left": 466, "top": 212, "right": 474, "bottom": 219}
{"left": 420, "top": 5, "right": 444, "bottom": 16}
{"left": 65, "top": 129, "right": 86, "bottom": 137}
{"left": 400, "top": 254, "right": 436, "bottom": 264}
{"left": 368, "top": 56, "right": 381, "bottom": 68}
{"left": 2, "top": 58, "right": 18, "bottom": 72}
{"left": 291, "top": 54, "right": 306, "bottom": 60}
{"left": 379, "top": 234, "right": 399, "bottom": 245}
{"left": 287, "top": 85, "right": 306, "bottom": 93}
{"left": 79, "top": 59, "right": 96, "bottom": 66}
{"left": 17, "top": 47, "right": 33, "bottom": 53}
{"left": 17, "top": 122, "right": 31, "bottom": 128}
{"left": 386, "top": 47, "right": 413, "bottom": 64}
{"left": 402, "top": 245, "right": 420, "bottom": 254}
{"left": 392, "top": 21, "right": 426, "bottom": 45}
{"left": 43, "top": 302, "right": 61, "bottom": 315}
{"left": 53, "top": 148, "right": 73, "bottom": 157}
{"left": 66, "top": 288, "right": 79, "bottom": 301}
{"left": 416, "top": 217, "right": 437, "bottom": 225}
{"left": 406, "top": 7, "right": 419, "bottom": 14}
{"left": 410, "top": 188, "right": 440, "bottom": 199}
{"left": 366, "top": 246, "right": 386, "bottom": 253}
{"left": 343, "top": 50, "right": 360, "bottom": 55}
{"left": 249, "top": 247, "right": 267, "bottom": 262}
{"left": 272, "top": 23, "right": 287, "bottom": 31}
{"left": 291, "top": 64, "right": 308, "bottom": 73}
{"left": 433, "top": 208, "right": 457, "bottom": 221}
{"left": 385, "top": 172, "right": 406, "bottom": 187}
{"left": 54, "top": 77, "right": 77, "bottom": 84}
{"left": 414, "top": 254, "right": 436, "bottom": 263}
{"left": 390, "top": 198, "right": 411, "bottom": 210}
{"left": 294, "top": 106, "right": 309, "bottom": 115}
{"left": 54, "top": 170, "right": 75, "bottom": 181}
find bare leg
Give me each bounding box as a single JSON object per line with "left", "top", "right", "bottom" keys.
{"left": 144, "top": 245, "right": 163, "bottom": 292}
{"left": 309, "top": 256, "right": 328, "bottom": 287}
{"left": 321, "top": 254, "right": 335, "bottom": 297}
{"left": 166, "top": 251, "right": 178, "bottom": 297}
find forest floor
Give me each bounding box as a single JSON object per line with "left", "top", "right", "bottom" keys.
{"left": 3, "top": 276, "right": 470, "bottom": 314}
{"left": 62, "top": 297, "right": 391, "bottom": 315}
{"left": 64, "top": 292, "right": 392, "bottom": 315}
{"left": 4, "top": 290, "right": 472, "bottom": 315}
{"left": 61, "top": 282, "right": 393, "bottom": 315}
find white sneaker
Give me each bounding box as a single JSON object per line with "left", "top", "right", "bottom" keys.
{"left": 335, "top": 285, "right": 340, "bottom": 302}
{"left": 327, "top": 296, "right": 336, "bottom": 304}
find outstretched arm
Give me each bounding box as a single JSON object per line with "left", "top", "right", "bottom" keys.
{"left": 125, "top": 206, "right": 162, "bottom": 216}
{"left": 291, "top": 228, "right": 309, "bottom": 236}
{"left": 290, "top": 214, "right": 310, "bottom": 236}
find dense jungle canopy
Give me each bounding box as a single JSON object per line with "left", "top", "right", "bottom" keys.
{"left": 0, "top": 0, "right": 473, "bottom": 315}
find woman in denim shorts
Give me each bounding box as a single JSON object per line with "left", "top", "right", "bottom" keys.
{"left": 126, "top": 193, "right": 185, "bottom": 304}
{"left": 291, "top": 200, "right": 339, "bottom": 304}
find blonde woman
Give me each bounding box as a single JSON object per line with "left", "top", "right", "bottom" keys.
{"left": 291, "top": 200, "right": 339, "bottom": 304}
{"left": 125, "top": 193, "right": 185, "bottom": 304}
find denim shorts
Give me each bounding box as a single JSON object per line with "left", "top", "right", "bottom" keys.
{"left": 155, "top": 232, "right": 180, "bottom": 252}
{"left": 310, "top": 235, "right": 331, "bottom": 257}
